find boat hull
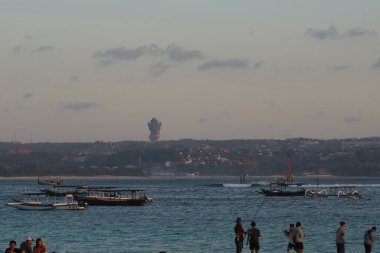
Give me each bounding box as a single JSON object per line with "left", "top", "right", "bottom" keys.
{"left": 75, "top": 196, "right": 146, "bottom": 206}
{"left": 222, "top": 183, "right": 252, "bottom": 188}
{"left": 260, "top": 188, "right": 306, "bottom": 196}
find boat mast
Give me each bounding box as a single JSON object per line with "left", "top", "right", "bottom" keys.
{"left": 239, "top": 159, "right": 245, "bottom": 184}
{"left": 286, "top": 153, "right": 293, "bottom": 183}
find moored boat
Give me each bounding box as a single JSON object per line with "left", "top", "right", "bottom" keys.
{"left": 74, "top": 188, "right": 152, "bottom": 206}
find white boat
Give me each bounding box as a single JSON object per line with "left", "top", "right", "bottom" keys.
{"left": 7, "top": 193, "right": 87, "bottom": 211}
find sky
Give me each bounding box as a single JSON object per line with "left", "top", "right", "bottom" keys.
{"left": 1, "top": 0, "right": 380, "bottom": 142}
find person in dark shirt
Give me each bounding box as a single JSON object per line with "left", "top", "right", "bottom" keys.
{"left": 246, "top": 221, "right": 261, "bottom": 253}
{"left": 364, "top": 226, "right": 377, "bottom": 253}
{"left": 336, "top": 221, "right": 346, "bottom": 253}
{"left": 20, "top": 237, "right": 34, "bottom": 253}
{"left": 5, "top": 240, "right": 21, "bottom": 253}
{"left": 234, "top": 217, "right": 246, "bottom": 253}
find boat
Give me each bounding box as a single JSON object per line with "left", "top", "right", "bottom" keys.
{"left": 40, "top": 184, "right": 94, "bottom": 197}
{"left": 275, "top": 154, "right": 295, "bottom": 186}
{"left": 37, "top": 177, "right": 64, "bottom": 186}
{"left": 258, "top": 183, "right": 306, "bottom": 196}
{"left": 7, "top": 193, "right": 87, "bottom": 211}
{"left": 223, "top": 160, "right": 252, "bottom": 188}
{"left": 74, "top": 188, "right": 152, "bottom": 206}
{"left": 305, "top": 185, "right": 363, "bottom": 199}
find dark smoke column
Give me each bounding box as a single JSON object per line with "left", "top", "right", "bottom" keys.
{"left": 148, "top": 118, "right": 162, "bottom": 142}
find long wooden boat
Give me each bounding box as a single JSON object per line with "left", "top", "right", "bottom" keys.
{"left": 37, "top": 177, "right": 64, "bottom": 186}
{"left": 74, "top": 189, "right": 152, "bottom": 206}
{"left": 258, "top": 182, "right": 306, "bottom": 196}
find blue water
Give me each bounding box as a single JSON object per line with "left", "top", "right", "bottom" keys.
{"left": 0, "top": 177, "right": 379, "bottom": 253}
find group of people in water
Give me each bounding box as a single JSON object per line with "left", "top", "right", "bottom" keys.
{"left": 4, "top": 237, "right": 48, "bottom": 253}
{"left": 235, "top": 218, "right": 377, "bottom": 253}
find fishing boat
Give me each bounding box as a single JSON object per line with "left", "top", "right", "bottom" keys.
{"left": 37, "top": 177, "right": 64, "bottom": 186}
{"left": 74, "top": 188, "right": 152, "bottom": 206}
{"left": 223, "top": 160, "right": 252, "bottom": 188}
{"left": 258, "top": 182, "right": 306, "bottom": 196}
{"left": 7, "top": 193, "right": 87, "bottom": 211}
{"left": 275, "top": 154, "right": 294, "bottom": 186}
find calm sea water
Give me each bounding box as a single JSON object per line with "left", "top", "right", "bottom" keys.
{"left": 0, "top": 176, "right": 379, "bottom": 253}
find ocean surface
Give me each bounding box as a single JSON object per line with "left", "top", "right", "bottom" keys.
{"left": 0, "top": 176, "right": 379, "bottom": 253}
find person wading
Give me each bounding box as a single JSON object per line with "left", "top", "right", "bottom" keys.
{"left": 364, "top": 226, "right": 377, "bottom": 253}
{"left": 246, "top": 221, "right": 261, "bottom": 253}
{"left": 234, "top": 217, "right": 246, "bottom": 253}
{"left": 336, "top": 221, "right": 346, "bottom": 253}
{"left": 283, "top": 224, "right": 296, "bottom": 253}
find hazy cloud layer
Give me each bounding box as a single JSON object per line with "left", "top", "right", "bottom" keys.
{"left": 305, "top": 26, "right": 376, "bottom": 40}
{"left": 60, "top": 102, "right": 99, "bottom": 111}
{"left": 22, "top": 93, "right": 33, "bottom": 99}
{"left": 197, "top": 117, "right": 209, "bottom": 124}
{"left": 33, "top": 46, "right": 58, "bottom": 54}
{"left": 149, "top": 62, "right": 171, "bottom": 77}
{"left": 344, "top": 116, "right": 361, "bottom": 123}
{"left": 329, "top": 65, "right": 353, "bottom": 71}
{"left": 198, "top": 59, "right": 249, "bottom": 71}
{"left": 93, "top": 44, "right": 203, "bottom": 64}
{"left": 372, "top": 58, "right": 380, "bottom": 69}
{"left": 12, "top": 45, "right": 24, "bottom": 54}
{"left": 254, "top": 61, "right": 264, "bottom": 70}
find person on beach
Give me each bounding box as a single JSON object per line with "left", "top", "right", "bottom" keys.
{"left": 364, "top": 226, "right": 377, "bottom": 253}
{"left": 20, "top": 237, "right": 34, "bottom": 253}
{"left": 283, "top": 224, "right": 296, "bottom": 252}
{"left": 294, "top": 222, "right": 304, "bottom": 253}
{"left": 5, "top": 240, "right": 21, "bottom": 253}
{"left": 33, "top": 238, "right": 46, "bottom": 253}
{"left": 246, "top": 221, "right": 261, "bottom": 253}
{"left": 234, "top": 217, "right": 246, "bottom": 253}
{"left": 336, "top": 221, "right": 346, "bottom": 253}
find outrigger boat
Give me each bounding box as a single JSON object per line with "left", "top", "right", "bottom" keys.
{"left": 37, "top": 177, "right": 64, "bottom": 186}
{"left": 305, "top": 185, "right": 363, "bottom": 199}
{"left": 74, "top": 188, "right": 152, "bottom": 206}
{"left": 7, "top": 193, "right": 87, "bottom": 211}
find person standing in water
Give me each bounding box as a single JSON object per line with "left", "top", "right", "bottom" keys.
{"left": 336, "top": 221, "right": 346, "bottom": 253}
{"left": 246, "top": 221, "right": 261, "bottom": 253}
{"left": 234, "top": 217, "right": 246, "bottom": 253}
{"left": 294, "top": 222, "right": 305, "bottom": 253}
{"left": 283, "top": 224, "right": 296, "bottom": 252}
{"left": 364, "top": 226, "right": 377, "bottom": 253}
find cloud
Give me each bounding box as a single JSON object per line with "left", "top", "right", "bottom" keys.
{"left": 197, "top": 117, "right": 208, "bottom": 124}
{"left": 305, "top": 26, "right": 339, "bottom": 40}
{"left": 68, "top": 75, "right": 79, "bottom": 81}
{"left": 22, "top": 93, "right": 33, "bottom": 99}
{"left": 93, "top": 44, "right": 203, "bottom": 64}
{"left": 372, "top": 58, "right": 380, "bottom": 69}
{"left": 60, "top": 102, "right": 99, "bottom": 111}
{"left": 254, "top": 61, "right": 264, "bottom": 70}
{"left": 12, "top": 45, "right": 24, "bottom": 54}
{"left": 33, "top": 46, "right": 58, "bottom": 54}
{"left": 305, "top": 25, "right": 376, "bottom": 40}
{"left": 148, "top": 62, "right": 171, "bottom": 77}
{"left": 344, "top": 116, "right": 361, "bottom": 123}
{"left": 329, "top": 65, "right": 353, "bottom": 71}
{"left": 198, "top": 59, "right": 249, "bottom": 71}
{"left": 24, "top": 35, "right": 32, "bottom": 41}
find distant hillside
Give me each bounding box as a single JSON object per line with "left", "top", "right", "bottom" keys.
{"left": 1, "top": 137, "right": 380, "bottom": 176}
